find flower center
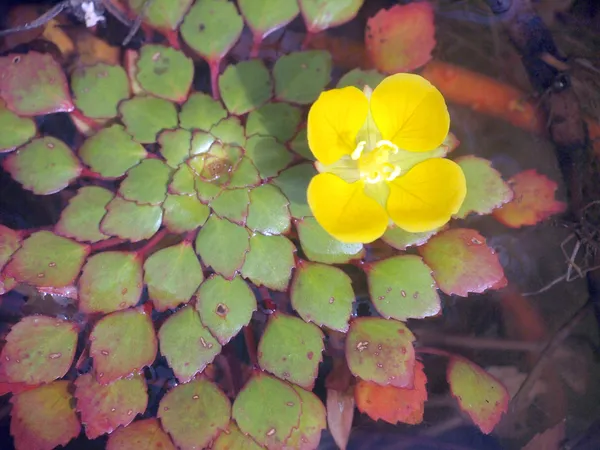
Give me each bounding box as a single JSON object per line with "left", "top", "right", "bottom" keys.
{"left": 351, "top": 140, "right": 401, "bottom": 184}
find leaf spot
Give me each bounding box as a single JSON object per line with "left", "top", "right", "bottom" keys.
{"left": 48, "top": 352, "right": 62, "bottom": 359}
{"left": 267, "top": 428, "right": 276, "bottom": 436}
{"left": 356, "top": 341, "right": 369, "bottom": 352}
{"left": 401, "top": 290, "right": 406, "bottom": 297}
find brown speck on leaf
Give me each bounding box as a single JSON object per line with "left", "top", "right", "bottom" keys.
{"left": 193, "top": 394, "right": 199, "bottom": 400}
{"left": 356, "top": 341, "right": 369, "bottom": 352}
{"left": 301, "top": 63, "right": 307, "bottom": 69}
{"left": 37, "top": 273, "right": 45, "bottom": 278}
{"left": 48, "top": 352, "right": 62, "bottom": 359}
{"left": 378, "top": 296, "right": 385, "bottom": 300}
{"left": 152, "top": 52, "right": 161, "bottom": 62}
{"left": 386, "top": 287, "right": 392, "bottom": 293}
{"left": 199, "top": 23, "right": 205, "bottom": 31}
{"left": 413, "top": 291, "right": 419, "bottom": 299}
{"left": 329, "top": 297, "right": 335, "bottom": 304}
{"left": 48, "top": 262, "right": 56, "bottom": 267}
{"left": 307, "top": 351, "right": 314, "bottom": 360}
{"left": 377, "top": 363, "right": 383, "bottom": 368}
{"left": 119, "top": 302, "right": 126, "bottom": 308}
{"left": 216, "top": 303, "right": 228, "bottom": 316}
{"left": 286, "top": 402, "right": 294, "bottom": 407}
{"left": 12, "top": 56, "right": 20, "bottom": 64}
{"left": 111, "top": 408, "right": 116, "bottom": 412}
{"left": 121, "top": 288, "right": 128, "bottom": 295}
{"left": 400, "top": 346, "right": 406, "bottom": 354}
{"left": 282, "top": 371, "right": 290, "bottom": 377}
{"left": 47, "top": 142, "right": 55, "bottom": 149}
{"left": 267, "top": 428, "right": 276, "bottom": 436}
{"left": 401, "top": 290, "right": 406, "bottom": 297}
{"left": 101, "top": 350, "right": 109, "bottom": 356}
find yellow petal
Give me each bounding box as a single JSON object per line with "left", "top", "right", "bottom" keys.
{"left": 307, "top": 173, "right": 388, "bottom": 243}
{"left": 387, "top": 158, "right": 466, "bottom": 232}
{"left": 371, "top": 73, "right": 449, "bottom": 152}
{"left": 307, "top": 86, "right": 369, "bottom": 165}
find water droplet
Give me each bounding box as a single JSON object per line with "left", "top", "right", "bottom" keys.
{"left": 49, "top": 353, "right": 61, "bottom": 359}
{"left": 286, "top": 402, "right": 294, "bottom": 407}
{"left": 48, "top": 262, "right": 56, "bottom": 267}
{"left": 37, "top": 273, "right": 45, "bottom": 278}
{"left": 127, "top": 409, "right": 133, "bottom": 416}
{"left": 193, "top": 395, "right": 199, "bottom": 400}
{"left": 376, "top": 363, "right": 383, "bottom": 368}
{"left": 413, "top": 292, "right": 419, "bottom": 299}
{"left": 267, "top": 428, "right": 276, "bottom": 436}
{"left": 401, "top": 290, "right": 406, "bottom": 297}
{"left": 111, "top": 408, "right": 116, "bottom": 412}
{"left": 356, "top": 341, "right": 369, "bottom": 352}
{"left": 101, "top": 350, "right": 109, "bottom": 356}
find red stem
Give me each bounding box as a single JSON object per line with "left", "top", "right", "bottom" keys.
{"left": 136, "top": 228, "right": 168, "bottom": 259}
{"left": 164, "top": 30, "right": 180, "bottom": 50}
{"left": 184, "top": 229, "right": 197, "bottom": 243}
{"left": 302, "top": 31, "right": 314, "bottom": 50}
{"left": 80, "top": 167, "right": 109, "bottom": 180}
{"left": 243, "top": 326, "right": 259, "bottom": 367}
{"left": 89, "top": 237, "right": 128, "bottom": 252}
{"left": 209, "top": 59, "right": 221, "bottom": 100}
{"left": 415, "top": 347, "right": 455, "bottom": 358}
{"left": 250, "top": 35, "right": 262, "bottom": 58}
{"left": 259, "top": 286, "right": 277, "bottom": 312}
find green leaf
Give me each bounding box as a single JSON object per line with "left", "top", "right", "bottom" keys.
{"left": 245, "top": 135, "right": 293, "bottom": 178}
{"left": 71, "top": 63, "right": 130, "bottom": 119}
{"left": 169, "top": 164, "right": 196, "bottom": 195}
{"left": 219, "top": 60, "right": 272, "bottom": 114}
{"left": 455, "top": 156, "right": 513, "bottom": 219}
{"left": 0, "top": 52, "right": 73, "bottom": 116}
{"left": 179, "top": 92, "right": 227, "bottom": 131}
{"left": 195, "top": 274, "right": 257, "bottom": 345}
{"left": 158, "top": 306, "right": 221, "bottom": 383}
{"left": 367, "top": 255, "right": 440, "bottom": 321}
{"left": 0, "top": 100, "right": 36, "bottom": 153}
{"left": 246, "top": 184, "right": 291, "bottom": 234}
{"left": 55, "top": 186, "right": 113, "bottom": 243}
{"left": 299, "top": 0, "right": 364, "bottom": 32}
{"left": 75, "top": 373, "right": 147, "bottom": 439}
{"left": 101, "top": 197, "right": 162, "bottom": 242}
{"left": 238, "top": 0, "right": 299, "bottom": 40}
{"left": 289, "top": 128, "right": 314, "bottom": 160}
{"left": 136, "top": 45, "right": 194, "bottom": 102}
{"left": 195, "top": 178, "right": 222, "bottom": 203}
{"left": 241, "top": 234, "right": 295, "bottom": 290}
{"left": 90, "top": 308, "right": 157, "bottom": 384}
{"left": 232, "top": 373, "right": 302, "bottom": 448}
{"left": 78, "top": 251, "right": 143, "bottom": 314}
{"left": 381, "top": 225, "right": 438, "bottom": 251}
{"left": 212, "top": 423, "right": 262, "bottom": 450}
{"left": 273, "top": 163, "right": 316, "bottom": 218}
{"left": 158, "top": 129, "right": 192, "bottom": 168}
{"left": 10, "top": 381, "right": 80, "bottom": 450}
{"left": 0, "top": 316, "right": 77, "bottom": 384}
{"left": 190, "top": 130, "right": 216, "bottom": 155}
{"left": 346, "top": 317, "right": 416, "bottom": 388}
{"left": 227, "top": 157, "right": 261, "bottom": 188}
{"left": 162, "top": 194, "right": 210, "bottom": 233}
{"left": 144, "top": 242, "right": 203, "bottom": 311}
{"left": 297, "top": 217, "right": 364, "bottom": 264}
{"left": 273, "top": 51, "right": 332, "bottom": 104}
{"left": 258, "top": 313, "right": 324, "bottom": 389}
{"left": 119, "top": 159, "right": 171, "bottom": 205}
{"left": 337, "top": 68, "right": 385, "bottom": 89}
{"left": 188, "top": 141, "right": 242, "bottom": 184}
{"left": 106, "top": 418, "right": 176, "bottom": 450}
{"left": 286, "top": 385, "right": 327, "bottom": 449}
{"left": 210, "top": 116, "right": 246, "bottom": 146}
{"left": 3, "top": 137, "right": 81, "bottom": 195}
{"left": 195, "top": 216, "right": 250, "bottom": 278}
{"left": 210, "top": 188, "right": 250, "bottom": 225}
{"left": 119, "top": 95, "right": 178, "bottom": 144}
{"left": 180, "top": 0, "right": 244, "bottom": 62}
{"left": 79, "top": 124, "right": 147, "bottom": 178}
{"left": 291, "top": 261, "right": 354, "bottom": 332}
{"left": 4, "top": 231, "right": 89, "bottom": 287}
{"left": 0, "top": 225, "right": 20, "bottom": 272}
{"left": 447, "top": 357, "right": 509, "bottom": 434}
{"left": 246, "top": 102, "right": 302, "bottom": 143}
{"left": 158, "top": 378, "right": 231, "bottom": 450}
{"left": 127, "top": 0, "right": 194, "bottom": 31}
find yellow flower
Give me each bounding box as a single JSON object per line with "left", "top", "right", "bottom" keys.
{"left": 306, "top": 73, "right": 467, "bottom": 244}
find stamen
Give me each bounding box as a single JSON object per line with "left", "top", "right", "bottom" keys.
{"left": 375, "top": 140, "right": 399, "bottom": 154}
{"left": 366, "top": 171, "right": 382, "bottom": 183}
{"left": 351, "top": 141, "right": 366, "bottom": 160}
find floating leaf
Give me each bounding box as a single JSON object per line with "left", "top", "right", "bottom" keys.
{"left": 326, "top": 388, "right": 354, "bottom": 450}
{"left": 381, "top": 225, "right": 438, "bottom": 251}
{"left": 4, "top": 231, "right": 89, "bottom": 288}
{"left": 127, "top": 0, "right": 194, "bottom": 32}
{"left": 286, "top": 385, "right": 327, "bottom": 449}
{"left": 71, "top": 63, "right": 130, "bottom": 119}
{"left": 162, "top": 194, "right": 210, "bottom": 233}
{"left": 79, "top": 251, "right": 143, "bottom": 314}
{"left": 245, "top": 136, "right": 293, "bottom": 179}
{"left": 241, "top": 233, "right": 295, "bottom": 291}
{"left": 0, "top": 100, "right": 35, "bottom": 153}
{"left": 337, "top": 68, "right": 385, "bottom": 89}
{"left": 119, "top": 159, "right": 172, "bottom": 205}
{"left": 75, "top": 373, "right": 147, "bottom": 439}
{"left": 190, "top": 130, "right": 217, "bottom": 156}
{"left": 196, "top": 274, "right": 257, "bottom": 345}
{"left": 159, "top": 129, "right": 192, "bottom": 168}
{"left": 10, "top": 381, "right": 80, "bottom": 450}
{"left": 3, "top": 137, "right": 81, "bottom": 195}
{"left": 289, "top": 128, "right": 314, "bottom": 160}
{"left": 211, "top": 116, "right": 246, "bottom": 146}
{"left": 455, "top": 156, "right": 513, "bottom": 218}
{"left": 258, "top": 313, "right": 324, "bottom": 389}
{"left": 300, "top": 0, "right": 364, "bottom": 32}
{"left": 90, "top": 309, "right": 157, "bottom": 384}
{"left": 180, "top": 0, "right": 244, "bottom": 62}
{"left": 367, "top": 255, "right": 440, "bottom": 321}
{"left": 195, "top": 178, "right": 222, "bottom": 203}
{"left": 233, "top": 372, "right": 302, "bottom": 449}
{"left": 179, "top": 92, "right": 227, "bottom": 131}
{"left": 238, "top": 0, "right": 299, "bottom": 43}
{"left": 246, "top": 102, "right": 301, "bottom": 143}
{"left": 273, "top": 163, "right": 317, "bottom": 218}
{"left": 346, "top": 317, "right": 416, "bottom": 388}
{"left": 211, "top": 188, "right": 250, "bottom": 224}
{"left": 365, "top": 3, "right": 435, "bottom": 73}
{"left": 447, "top": 357, "right": 509, "bottom": 434}
{"left": 0, "top": 316, "right": 77, "bottom": 385}
{"left": 55, "top": 186, "right": 113, "bottom": 243}
{"left": 195, "top": 215, "right": 250, "bottom": 278}
{"left": 119, "top": 95, "right": 178, "bottom": 144}
{"left": 297, "top": 217, "right": 364, "bottom": 264}
{"left": 213, "top": 422, "right": 262, "bottom": 450}
{"left": 79, "top": 124, "right": 148, "bottom": 178}
{"left": 291, "top": 261, "right": 354, "bottom": 332}
{"left": 219, "top": 59, "right": 272, "bottom": 114}
{"left": 159, "top": 306, "right": 221, "bottom": 383}
{"left": 0, "top": 52, "right": 73, "bottom": 116}
{"left": 227, "top": 157, "right": 261, "bottom": 188}
{"left": 355, "top": 361, "right": 427, "bottom": 425}
{"left": 106, "top": 418, "right": 176, "bottom": 450}
{"left": 492, "top": 169, "right": 567, "bottom": 228}
{"left": 0, "top": 226, "right": 21, "bottom": 271}
{"left": 101, "top": 197, "right": 162, "bottom": 242}
{"left": 273, "top": 50, "right": 332, "bottom": 104}
{"left": 419, "top": 228, "right": 507, "bottom": 297}
{"left": 136, "top": 45, "right": 194, "bottom": 102}
{"left": 247, "top": 184, "right": 291, "bottom": 235}
{"left": 169, "top": 164, "right": 196, "bottom": 195}
{"left": 158, "top": 378, "right": 231, "bottom": 450}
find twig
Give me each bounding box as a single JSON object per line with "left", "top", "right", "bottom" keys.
{"left": 122, "top": 0, "right": 154, "bottom": 46}
{"left": 0, "top": 2, "right": 67, "bottom": 37}
{"left": 414, "top": 331, "right": 544, "bottom": 352}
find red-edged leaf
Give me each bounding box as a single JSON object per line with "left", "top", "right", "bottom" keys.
{"left": 75, "top": 373, "right": 148, "bottom": 439}
{"left": 10, "top": 381, "right": 80, "bottom": 450}
{"left": 286, "top": 385, "right": 327, "bottom": 450}
{"left": 326, "top": 388, "right": 354, "bottom": 450}
{"left": 0, "top": 225, "right": 21, "bottom": 272}
{"left": 447, "top": 357, "right": 509, "bottom": 434}
{"left": 0, "top": 52, "right": 73, "bottom": 116}
{"left": 493, "top": 169, "right": 567, "bottom": 228}
{"left": 299, "top": 0, "right": 364, "bottom": 33}
{"left": 355, "top": 361, "right": 427, "bottom": 425}
{"left": 419, "top": 228, "right": 507, "bottom": 297}
{"left": 365, "top": 2, "right": 435, "bottom": 73}
{"left": 107, "top": 418, "right": 176, "bottom": 450}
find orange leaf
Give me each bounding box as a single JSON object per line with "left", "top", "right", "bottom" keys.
{"left": 493, "top": 169, "right": 567, "bottom": 228}
{"left": 365, "top": 3, "right": 435, "bottom": 74}
{"left": 355, "top": 361, "right": 427, "bottom": 425}
{"left": 326, "top": 388, "right": 354, "bottom": 450}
